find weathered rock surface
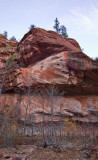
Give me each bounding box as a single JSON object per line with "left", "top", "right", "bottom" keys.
{"left": 0, "top": 34, "right": 17, "bottom": 69}
{"left": 17, "top": 28, "right": 82, "bottom": 66}
{"left": 0, "top": 28, "right": 98, "bottom": 123}
{"left": 0, "top": 94, "right": 98, "bottom": 123}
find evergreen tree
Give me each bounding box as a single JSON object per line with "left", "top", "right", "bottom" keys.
{"left": 3, "top": 31, "right": 8, "bottom": 39}
{"left": 95, "top": 57, "right": 98, "bottom": 62}
{"left": 53, "top": 18, "right": 60, "bottom": 33}
{"left": 29, "top": 24, "right": 36, "bottom": 30}
{"left": 10, "top": 36, "right": 17, "bottom": 42}
{"left": 53, "top": 18, "right": 68, "bottom": 38}
{"left": 60, "top": 25, "right": 68, "bottom": 38}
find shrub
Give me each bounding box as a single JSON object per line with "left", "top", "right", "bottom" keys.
{"left": 95, "top": 57, "right": 98, "bottom": 62}
{"left": 5, "top": 45, "right": 12, "bottom": 50}
{"left": 10, "top": 36, "right": 17, "bottom": 42}
{"left": 64, "top": 118, "right": 77, "bottom": 133}
{"left": 6, "top": 52, "right": 18, "bottom": 65}
{"left": 3, "top": 31, "right": 8, "bottom": 39}
{"left": 29, "top": 24, "right": 36, "bottom": 30}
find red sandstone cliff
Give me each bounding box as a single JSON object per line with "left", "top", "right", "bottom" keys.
{"left": 0, "top": 29, "right": 98, "bottom": 124}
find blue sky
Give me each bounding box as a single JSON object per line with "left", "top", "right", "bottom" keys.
{"left": 0, "top": 0, "right": 98, "bottom": 58}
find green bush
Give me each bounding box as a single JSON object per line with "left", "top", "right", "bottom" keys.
{"left": 3, "top": 31, "right": 8, "bottom": 39}
{"left": 10, "top": 36, "right": 17, "bottom": 42}
{"left": 5, "top": 45, "right": 12, "bottom": 50}
{"left": 6, "top": 52, "right": 18, "bottom": 65}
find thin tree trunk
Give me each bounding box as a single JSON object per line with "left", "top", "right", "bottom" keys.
{"left": 22, "top": 83, "right": 31, "bottom": 145}
{"left": 42, "top": 95, "right": 45, "bottom": 142}
{"left": 50, "top": 86, "right": 54, "bottom": 145}
{"left": 59, "top": 105, "right": 62, "bottom": 142}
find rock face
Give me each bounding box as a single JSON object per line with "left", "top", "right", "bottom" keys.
{"left": 0, "top": 94, "right": 98, "bottom": 123}
{"left": 17, "top": 28, "right": 81, "bottom": 66}
{"left": 0, "top": 34, "right": 17, "bottom": 69}
{"left": 0, "top": 28, "right": 98, "bottom": 124}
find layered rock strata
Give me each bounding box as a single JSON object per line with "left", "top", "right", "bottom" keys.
{"left": 0, "top": 29, "right": 98, "bottom": 123}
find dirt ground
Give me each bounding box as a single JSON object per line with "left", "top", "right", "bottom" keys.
{"left": 0, "top": 139, "right": 97, "bottom": 160}
{"left": 0, "top": 125, "right": 98, "bottom": 160}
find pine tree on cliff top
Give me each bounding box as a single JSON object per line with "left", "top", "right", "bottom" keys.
{"left": 60, "top": 25, "right": 68, "bottom": 38}
{"left": 53, "top": 18, "right": 61, "bottom": 34}
{"left": 53, "top": 18, "right": 68, "bottom": 38}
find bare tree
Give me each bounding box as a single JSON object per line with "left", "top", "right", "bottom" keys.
{"left": 48, "top": 85, "right": 55, "bottom": 145}
{"left": 22, "top": 75, "right": 31, "bottom": 144}
{"left": 40, "top": 90, "right": 45, "bottom": 142}
{"left": 45, "top": 85, "right": 62, "bottom": 145}
{"left": 89, "top": 107, "right": 95, "bottom": 144}
{"left": 33, "top": 86, "right": 46, "bottom": 143}
{"left": 59, "top": 104, "right": 63, "bottom": 141}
